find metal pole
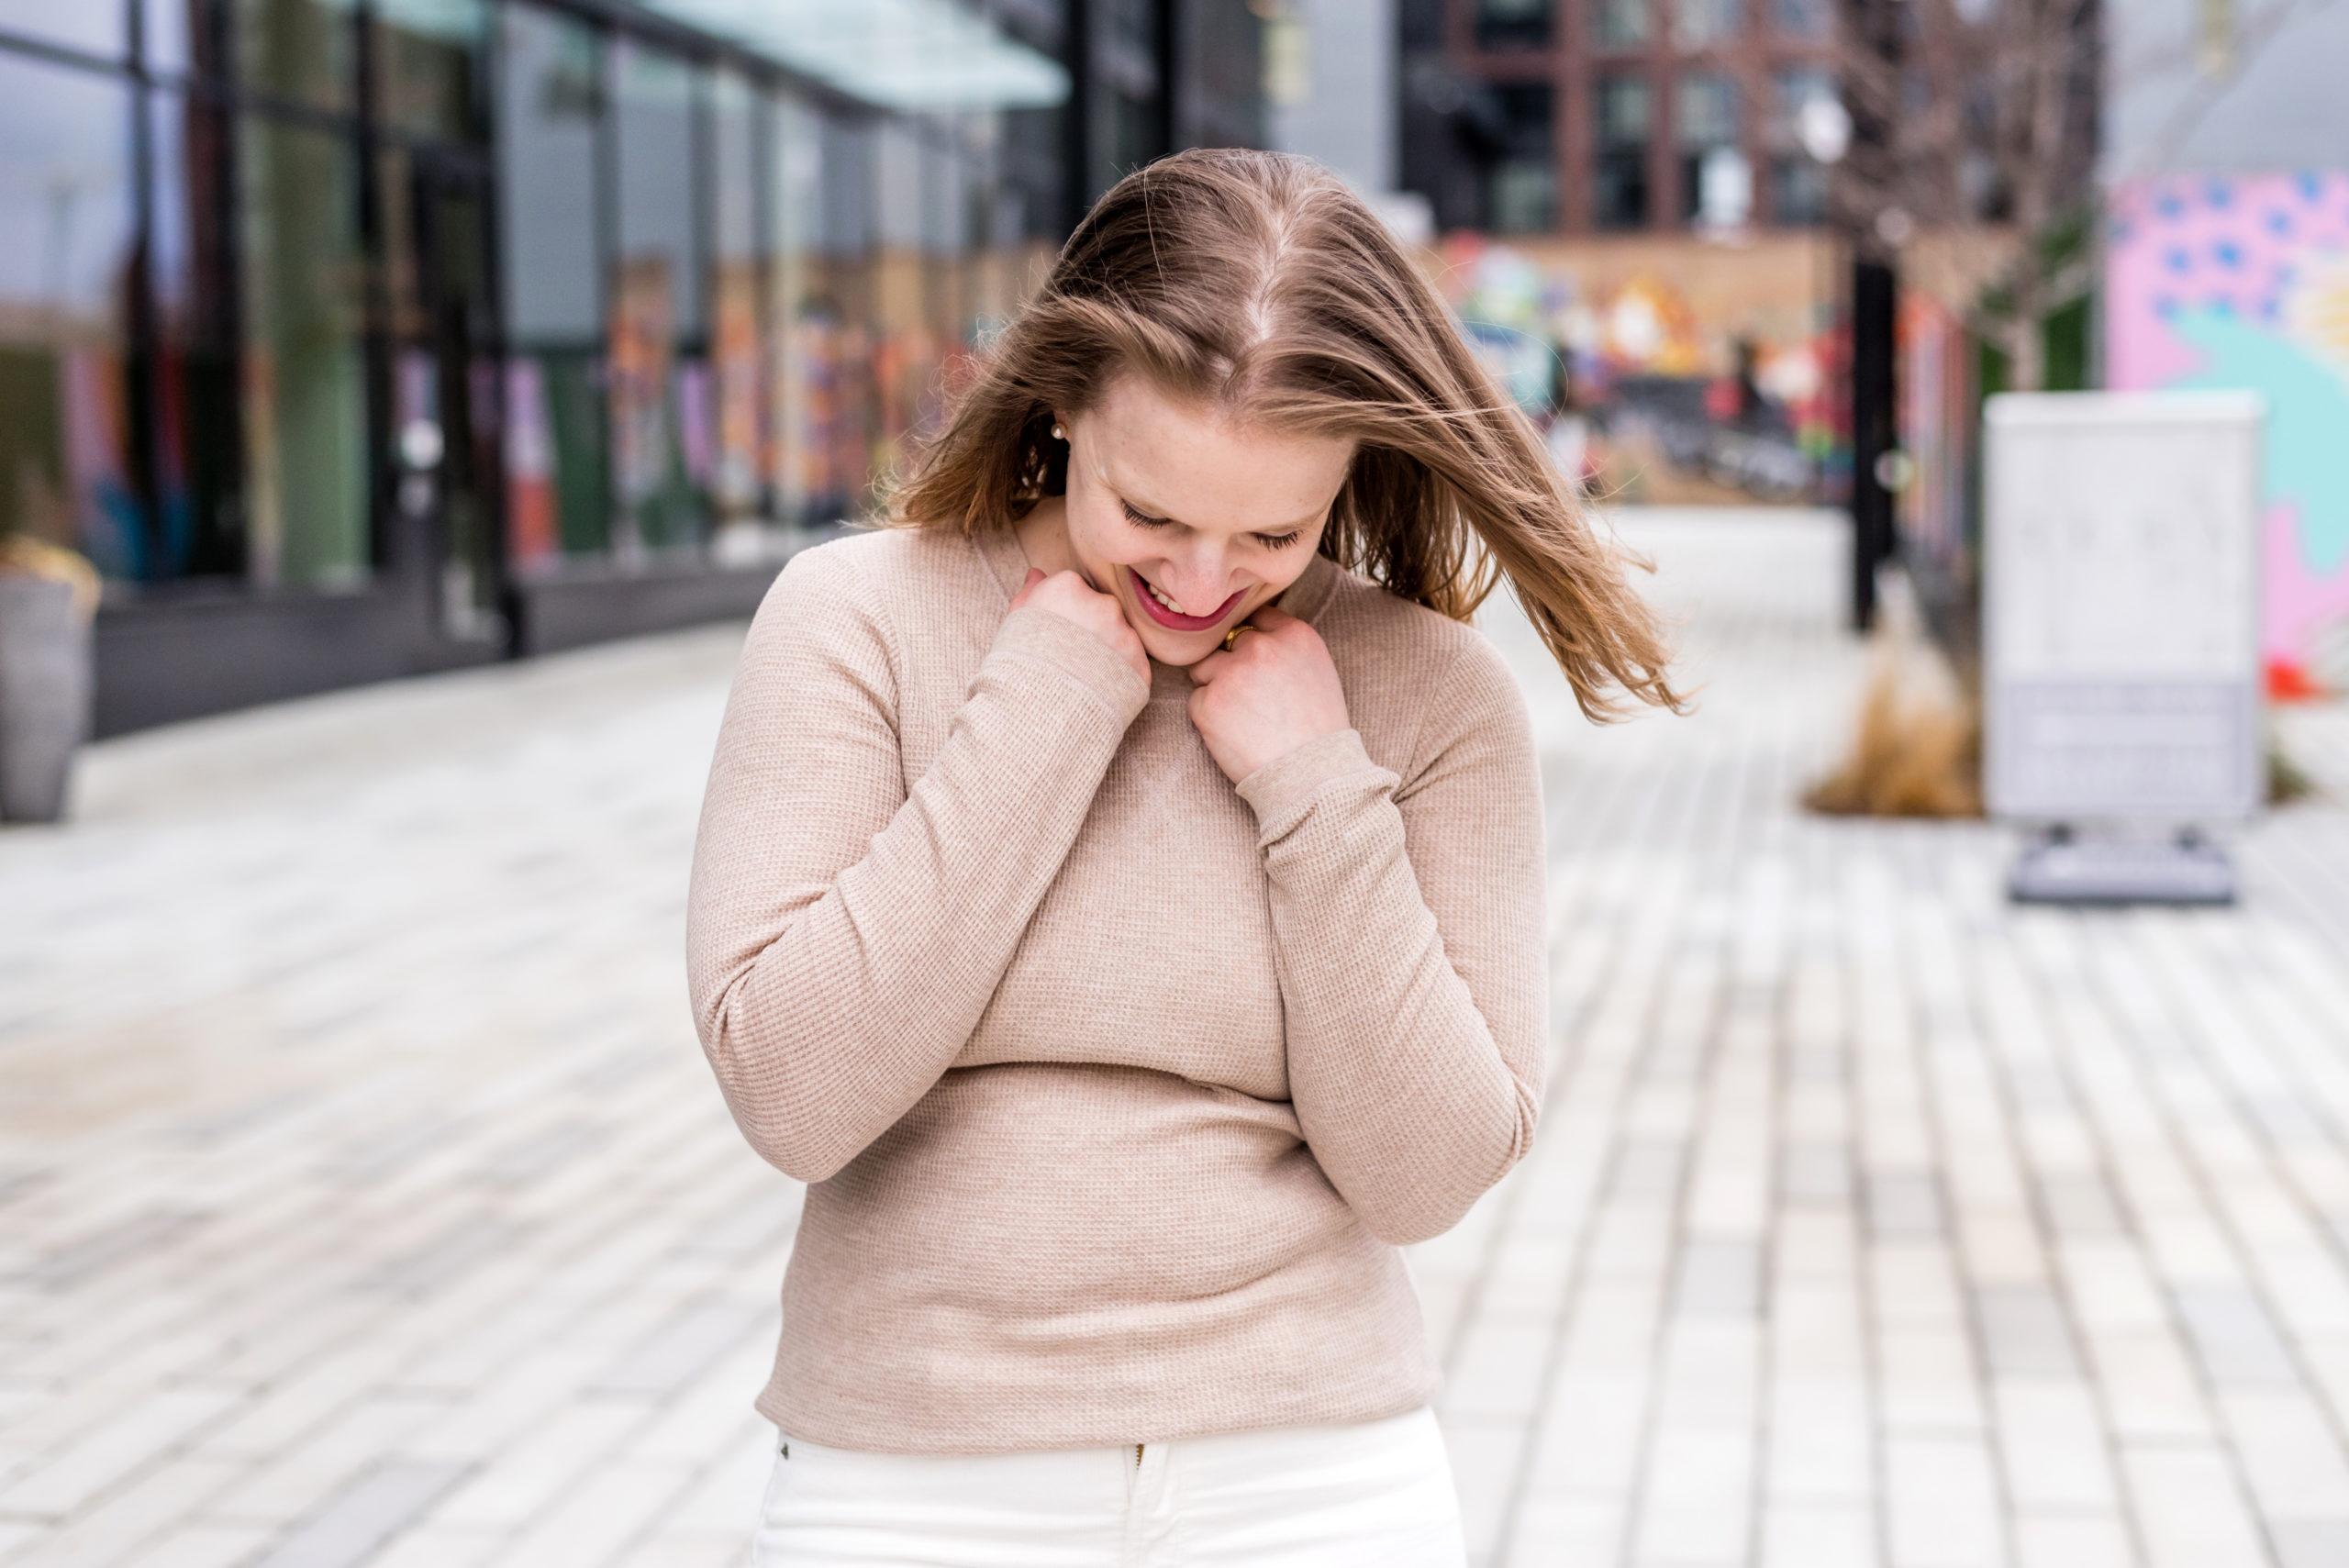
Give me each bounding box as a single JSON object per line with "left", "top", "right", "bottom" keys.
{"left": 1833, "top": 0, "right": 1903, "bottom": 633}
{"left": 1850, "top": 252, "right": 1897, "bottom": 631}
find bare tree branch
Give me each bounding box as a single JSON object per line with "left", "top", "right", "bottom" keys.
{"left": 1831, "top": 0, "right": 2099, "bottom": 387}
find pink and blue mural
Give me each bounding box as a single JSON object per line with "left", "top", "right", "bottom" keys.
{"left": 2108, "top": 172, "right": 2349, "bottom": 697}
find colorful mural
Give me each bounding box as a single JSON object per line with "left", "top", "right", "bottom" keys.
{"left": 2108, "top": 172, "right": 2349, "bottom": 697}
{"left": 1434, "top": 234, "right": 1841, "bottom": 506}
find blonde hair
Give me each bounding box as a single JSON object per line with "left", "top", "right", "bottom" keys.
{"left": 889, "top": 148, "right": 1682, "bottom": 720}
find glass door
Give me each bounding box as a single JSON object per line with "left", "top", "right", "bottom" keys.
{"left": 386, "top": 149, "right": 506, "bottom": 643}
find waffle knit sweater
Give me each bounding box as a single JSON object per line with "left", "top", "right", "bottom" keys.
{"left": 685, "top": 523, "right": 1547, "bottom": 1454}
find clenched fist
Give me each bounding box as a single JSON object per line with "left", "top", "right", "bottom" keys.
{"left": 1185, "top": 605, "right": 1350, "bottom": 784}
{"left": 1011, "top": 567, "right": 1150, "bottom": 689}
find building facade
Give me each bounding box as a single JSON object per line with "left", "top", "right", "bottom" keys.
{"left": 2101, "top": 0, "right": 2349, "bottom": 695}
{"left": 1267, "top": 0, "right": 1842, "bottom": 512}
{"left": 0, "top": 0, "right": 1260, "bottom": 734}
{"left": 1397, "top": 0, "right": 1836, "bottom": 237}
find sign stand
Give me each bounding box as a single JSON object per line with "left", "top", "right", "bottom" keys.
{"left": 1983, "top": 393, "right": 2265, "bottom": 906}
{"left": 2008, "top": 826, "right": 2237, "bottom": 906}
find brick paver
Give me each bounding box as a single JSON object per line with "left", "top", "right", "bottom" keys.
{"left": 5, "top": 509, "right": 2348, "bottom": 1567}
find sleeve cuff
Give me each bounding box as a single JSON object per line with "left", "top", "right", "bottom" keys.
{"left": 985, "top": 605, "right": 1151, "bottom": 723}
{"left": 1234, "top": 728, "right": 1391, "bottom": 837}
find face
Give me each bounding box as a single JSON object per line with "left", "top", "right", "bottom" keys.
{"left": 1054, "top": 374, "right": 1355, "bottom": 667}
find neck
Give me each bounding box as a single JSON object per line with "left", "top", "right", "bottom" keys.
{"left": 1015, "top": 496, "right": 1076, "bottom": 578}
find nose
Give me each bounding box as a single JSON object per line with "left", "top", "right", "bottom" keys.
{"left": 1155, "top": 539, "right": 1241, "bottom": 612}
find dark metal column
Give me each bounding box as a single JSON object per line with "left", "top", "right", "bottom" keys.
{"left": 1835, "top": 0, "right": 1905, "bottom": 632}
{"left": 1850, "top": 254, "right": 1897, "bottom": 631}
{"left": 1155, "top": 0, "right": 1181, "bottom": 156}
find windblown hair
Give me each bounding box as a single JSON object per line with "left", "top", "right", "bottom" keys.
{"left": 889, "top": 148, "right": 1682, "bottom": 719}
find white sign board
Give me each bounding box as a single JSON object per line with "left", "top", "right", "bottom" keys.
{"left": 1984, "top": 391, "right": 2264, "bottom": 823}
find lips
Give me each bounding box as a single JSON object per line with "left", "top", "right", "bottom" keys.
{"left": 1128, "top": 567, "right": 1245, "bottom": 632}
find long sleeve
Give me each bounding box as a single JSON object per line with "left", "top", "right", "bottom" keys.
{"left": 685, "top": 543, "right": 1150, "bottom": 1183}
{"left": 1235, "top": 633, "right": 1547, "bottom": 1245}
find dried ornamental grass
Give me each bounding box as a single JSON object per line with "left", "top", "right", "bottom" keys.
{"left": 1804, "top": 577, "right": 1982, "bottom": 819}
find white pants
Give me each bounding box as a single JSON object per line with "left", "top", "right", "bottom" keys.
{"left": 751, "top": 1407, "right": 1467, "bottom": 1567}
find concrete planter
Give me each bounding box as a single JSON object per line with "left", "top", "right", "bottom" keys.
{"left": 0, "top": 575, "right": 93, "bottom": 824}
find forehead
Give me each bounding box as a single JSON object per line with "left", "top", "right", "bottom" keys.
{"left": 1089, "top": 373, "right": 1354, "bottom": 533}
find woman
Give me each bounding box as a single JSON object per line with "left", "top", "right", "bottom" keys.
{"left": 687, "top": 150, "right": 1679, "bottom": 1565}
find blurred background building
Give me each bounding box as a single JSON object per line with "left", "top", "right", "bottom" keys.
{"left": 0, "top": 0, "right": 1261, "bottom": 733}
{"left": 1260, "top": 0, "right": 1873, "bottom": 561}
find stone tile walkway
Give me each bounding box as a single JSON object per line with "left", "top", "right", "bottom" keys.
{"left": 1426, "top": 512, "right": 2349, "bottom": 1568}
{"left": 4, "top": 509, "right": 2347, "bottom": 1567}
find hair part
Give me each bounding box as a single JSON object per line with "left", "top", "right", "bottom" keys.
{"left": 888, "top": 148, "right": 1685, "bottom": 721}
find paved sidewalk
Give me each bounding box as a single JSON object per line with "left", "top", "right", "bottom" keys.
{"left": 4, "top": 509, "right": 2348, "bottom": 1567}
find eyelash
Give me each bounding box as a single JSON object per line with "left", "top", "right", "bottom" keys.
{"left": 1122, "top": 502, "right": 1302, "bottom": 551}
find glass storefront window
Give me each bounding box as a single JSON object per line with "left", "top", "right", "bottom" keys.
{"left": 0, "top": 1, "right": 126, "bottom": 61}
{"left": 150, "top": 87, "right": 244, "bottom": 578}
{"left": 710, "top": 68, "right": 765, "bottom": 528}
{"left": 6, "top": 0, "right": 1047, "bottom": 603}
{"left": 935, "top": 126, "right": 978, "bottom": 401}
{"left": 765, "top": 91, "right": 815, "bottom": 523}
{"left": 612, "top": 37, "right": 705, "bottom": 554}
{"left": 380, "top": 146, "right": 501, "bottom": 633}
{"left": 239, "top": 115, "right": 369, "bottom": 589}
{"left": 375, "top": 0, "right": 489, "bottom": 144}
{"left": 773, "top": 107, "right": 876, "bottom": 523}
{"left": 0, "top": 54, "right": 142, "bottom": 576}
{"left": 874, "top": 121, "right": 941, "bottom": 467}
{"left": 996, "top": 104, "right": 1061, "bottom": 249}
{"left": 1089, "top": 0, "right": 1162, "bottom": 199}
{"left": 496, "top": 2, "right": 606, "bottom": 570}
{"left": 1595, "top": 75, "right": 1650, "bottom": 228}
{"left": 964, "top": 114, "right": 1032, "bottom": 336}
{"left": 238, "top": 0, "right": 354, "bottom": 111}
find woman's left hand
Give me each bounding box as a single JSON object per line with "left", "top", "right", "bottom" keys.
{"left": 1186, "top": 605, "right": 1352, "bottom": 783}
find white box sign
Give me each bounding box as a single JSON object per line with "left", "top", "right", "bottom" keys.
{"left": 1984, "top": 391, "right": 2264, "bottom": 823}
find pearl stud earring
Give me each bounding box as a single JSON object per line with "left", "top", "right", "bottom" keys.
{"left": 1051, "top": 422, "right": 1066, "bottom": 440}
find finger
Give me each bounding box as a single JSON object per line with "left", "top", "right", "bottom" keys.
{"left": 1251, "top": 603, "right": 1297, "bottom": 632}
{"left": 1010, "top": 567, "right": 1045, "bottom": 607}
{"left": 1187, "top": 649, "right": 1230, "bottom": 684}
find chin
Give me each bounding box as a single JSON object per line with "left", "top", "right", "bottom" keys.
{"left": 1134, "top": 625, "right": 1219, "bottom": 667}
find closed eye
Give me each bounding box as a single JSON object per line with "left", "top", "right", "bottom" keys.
{"left": 1123, "top": 502, "right": 1303, "bottom": 551}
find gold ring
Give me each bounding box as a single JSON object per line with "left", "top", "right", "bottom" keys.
{"left": 1221, "top": 623, "right": 1257, "bottom": 653}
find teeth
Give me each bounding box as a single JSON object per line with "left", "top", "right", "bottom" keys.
{"left": 1144, "top": 580, "right": 1184, "bottom": 615}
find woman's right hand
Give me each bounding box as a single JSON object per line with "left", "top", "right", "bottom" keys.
{"left": 1011, "top": 568, "right": 1150, "bottom": 687}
